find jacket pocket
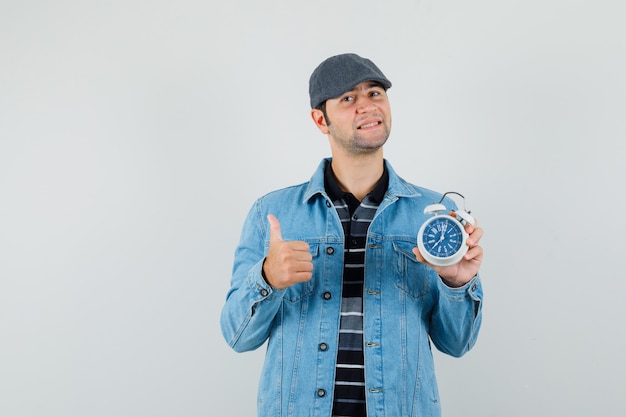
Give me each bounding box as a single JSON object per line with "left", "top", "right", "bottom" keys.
{"left": 283, "top": 243, "right": 319, "bottom": 303}
{"left": 392, "top": 240, "right": 432, "bottom": 299}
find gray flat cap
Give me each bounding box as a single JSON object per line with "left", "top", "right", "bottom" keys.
{"left": 308, "top": 53, "right": 392, "bottom": 109}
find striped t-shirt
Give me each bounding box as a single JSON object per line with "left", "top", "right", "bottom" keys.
{"left": 324, "top": 162, "right": 388, "bottom": 417}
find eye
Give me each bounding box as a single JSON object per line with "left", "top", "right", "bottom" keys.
{"left": 341, "top": 95, "right": 354, "bottom": 102}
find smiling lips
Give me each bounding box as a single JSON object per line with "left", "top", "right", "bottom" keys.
{"left": 358, "top": 120, "right": 381, "bottom": 129}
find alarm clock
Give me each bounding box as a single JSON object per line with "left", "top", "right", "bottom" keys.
{"left": 417, "top": 193, "right": 475, "bottom": 267}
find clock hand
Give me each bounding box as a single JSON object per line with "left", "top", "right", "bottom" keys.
{"left": 431, "top": 230, "right": 445, "bottom": 249}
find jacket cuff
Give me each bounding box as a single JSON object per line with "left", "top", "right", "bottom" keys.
{"left": 247, "top": 260, "right": 286, "bottom": 302}
{"left": 439, "top": 274, "right": 482, "bottom": 301}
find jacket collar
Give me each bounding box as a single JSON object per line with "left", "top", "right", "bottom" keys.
{"left": 303, "top": 157, "right": 422, "bottom": 203}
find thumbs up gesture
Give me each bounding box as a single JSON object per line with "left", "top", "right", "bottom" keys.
{"left": 262, "top": 214, "right": 314, "bottom": 289}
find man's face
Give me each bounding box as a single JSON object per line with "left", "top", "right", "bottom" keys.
{"left": 322, "top": 81, "right": 392, "bottom": 156}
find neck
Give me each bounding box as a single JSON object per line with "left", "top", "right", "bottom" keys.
{"left": 330, "top": 151, "right": 384, "bottom": 201}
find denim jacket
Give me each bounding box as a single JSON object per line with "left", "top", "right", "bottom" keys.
{"left": 220, "top": 158, "right": 483, "bottom": 417}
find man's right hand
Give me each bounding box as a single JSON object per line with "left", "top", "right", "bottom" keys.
{"left": 262, "top": 214, "right": 313, "bottom": 289}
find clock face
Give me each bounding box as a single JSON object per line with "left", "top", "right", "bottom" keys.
{"left": 421, "top": 217, "right": 464, "bottom": 258}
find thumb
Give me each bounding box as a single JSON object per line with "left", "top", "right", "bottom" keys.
{"left": 267, "top": 214, "right": 283, "bottom": 242}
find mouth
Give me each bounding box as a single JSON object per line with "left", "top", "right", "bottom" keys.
{"left": 357, "top": 120, "right": 382, "bottom": 129}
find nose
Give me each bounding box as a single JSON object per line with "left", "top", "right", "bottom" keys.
{"left": 356, "top": 96, "right": 377, "bottom": 112}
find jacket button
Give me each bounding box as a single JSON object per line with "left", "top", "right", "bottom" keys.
{"left": 319, "top": 343, "right": 328, "bottom": 351}
{"left": 317, "top": 389, "right": 326, "bottom": 397}
{"left": 326, "top": 201, "right": 332, "bottom": 208}
{"left": 326, "top": 247, "right": 334, "bottom": 255}
{"left": 260, "top": 289, "right": 269, "bottom": 297}
{"left": 323, "top": 292, "right": 332, "bottom": 300}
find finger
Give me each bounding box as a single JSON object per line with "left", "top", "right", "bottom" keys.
{"left": 267, "top": 214, "right": 283, "bottom": 243}
{"left": 289, "top": 245, "right": 312, "bottom": 259}
{"left": 467, "top": 226, "right": 483, "bottom": 247}
{"left": 291, "top": 271, "right": 314, "bottom": 283}
{"left": 412, "top": 247, "right": 427, "bottom": 265}
{"left": 464, "top": 244, "right": 483, "bottom": 262}
{"left": 293, "top": 258, "right": 314, "bottom": 273}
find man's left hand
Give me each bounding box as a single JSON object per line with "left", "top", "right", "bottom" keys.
{"left": 413, "top": 215, "right": 484, "bottom": 288}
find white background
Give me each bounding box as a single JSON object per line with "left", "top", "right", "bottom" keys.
{"left": 1, "top": 0, "right": 625, "bottom": 416}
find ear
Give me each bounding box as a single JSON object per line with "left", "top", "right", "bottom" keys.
{"left": 310, "top": 109, "right": 330, "bottom": 134}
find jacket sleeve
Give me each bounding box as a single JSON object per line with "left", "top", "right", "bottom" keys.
{"left": 219, "top": 201, "right": 286, "bottom": 352}
{"left": 429, "top": 275, "right": 483, "bottom": 357}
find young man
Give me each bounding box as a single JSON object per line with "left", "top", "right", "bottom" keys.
{"left": 220, "top": 53, "right": 484, "bottom": 417}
